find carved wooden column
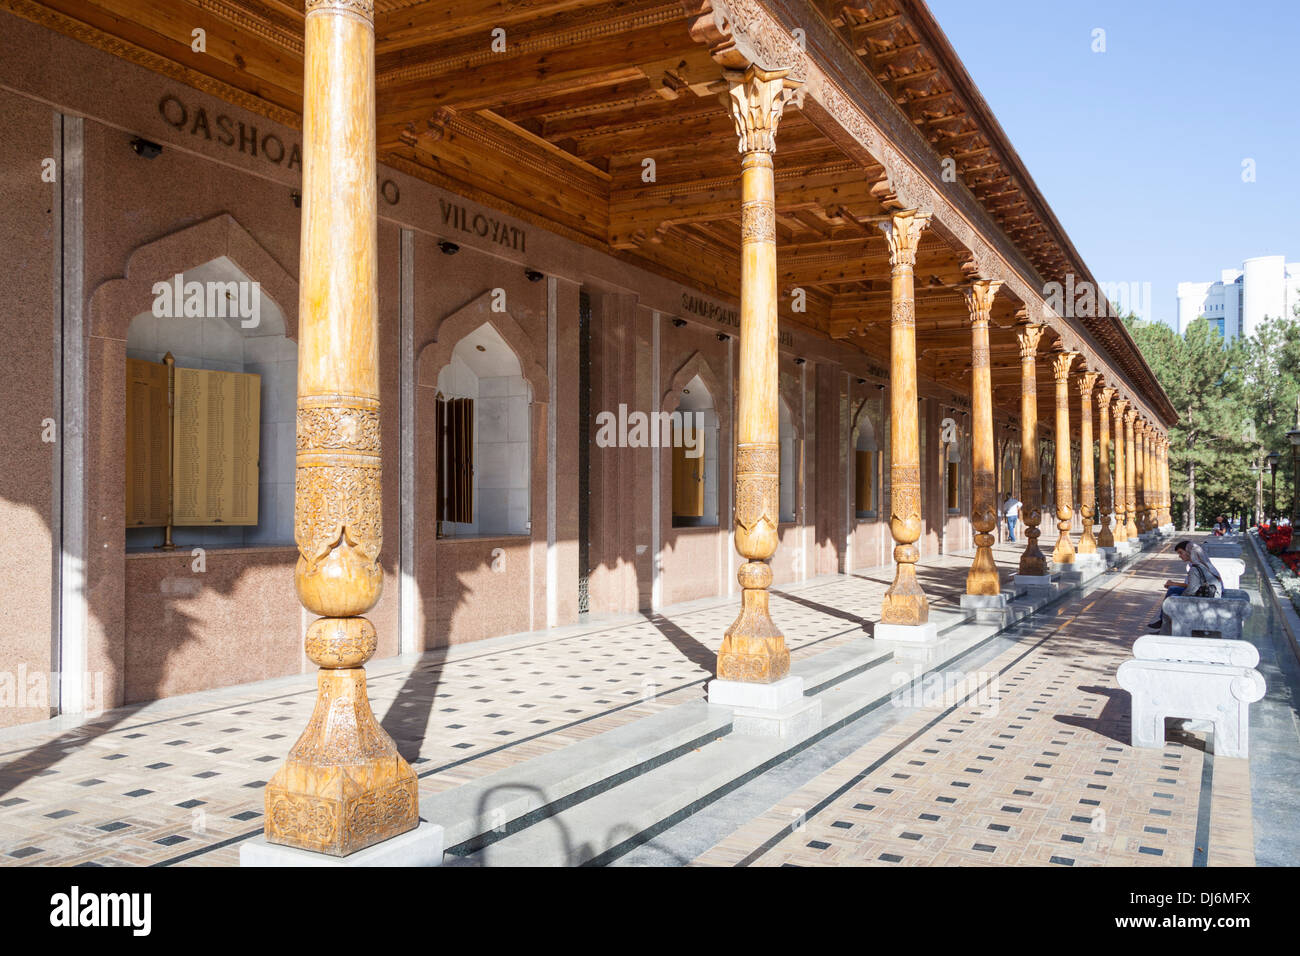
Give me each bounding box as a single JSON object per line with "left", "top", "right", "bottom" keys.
{"left": 1050, "top": 351, "right": 1078, "bottom": 565}
{"left": 1159, "top": 436, "right": 1172, "bottom": 527}
{"left": 1112, "top": 398, "right": 1129, "bottom": 545}
{"left": 963, "top": 279, "right": 1002, "bottom": 599}
{"left": 1123, "top": 407, "right": 1139, "bottom": 540}
{"left": 878, "top": 209, "right": 932, "bottom": 633}
{"left": 1096, "top": 386, "right": 1116, "bottom": 549}
{"left": 1146, "top": 427, "right": 1160, "bottom": 532}
{"left": 263, "top": 0, "right": 417, "bottom": 857}
{"left": 1135, "top": 421, "right": 1148, "bottom": 534}
{"left": 716, "top": 64, "right": 800, "bottom": 683}
{"left": 1015, "top": 323, "right": 1047, "bottom": 576}
{"left": 1075, "top": 371, "right": 1099, "bottom": 558}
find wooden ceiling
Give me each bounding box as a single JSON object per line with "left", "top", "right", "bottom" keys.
{"left": 11, "top": 0, "right": 1173, "bottom": 432}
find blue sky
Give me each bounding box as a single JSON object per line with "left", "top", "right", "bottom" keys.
{"left": 926, "top": 0, "right": 1299, "bottom": 328}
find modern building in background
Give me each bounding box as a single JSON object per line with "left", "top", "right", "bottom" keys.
{"left": 1177, "top": 255, "right": 1300, "bottom": 341}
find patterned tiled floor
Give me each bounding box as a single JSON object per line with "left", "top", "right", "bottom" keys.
{"left": 692, "top": 547, "right": 1256, "bottom": 867}
{"left": 0, "top": 532, "right": 1245, "bottom": 867}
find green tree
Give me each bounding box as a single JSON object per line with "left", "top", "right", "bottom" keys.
{"left": 1125, "top": 315, "right": 1245, "bottom": 530}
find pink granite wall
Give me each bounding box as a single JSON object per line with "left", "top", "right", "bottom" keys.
{"left": 123, "top": 549, "right": 301, "bottom": 701}
{"left": 0, "top": 90, "right": 57, "bottom": 728}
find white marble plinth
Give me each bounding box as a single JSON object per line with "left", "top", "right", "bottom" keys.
{"left": 1013, "top": 573, "right": 1054, "bottom": 591}
{"left": 960, "top": 593, "right": 1009, "bottom": 610}
{"left": 708, "top": 675, "right": 804, "bottom": 710}
{"left": 240, "top": 820, "right": 445, "bottom": 867}
{"left": 874, "top": 621, "right": 940, "bottom": 643}
{"left": 707, "top": 675, "right": 820, "bottom": 737}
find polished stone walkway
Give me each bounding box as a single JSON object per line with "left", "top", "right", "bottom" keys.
{"left": 0, "top": 530, "right": 1284, "bottom": 867}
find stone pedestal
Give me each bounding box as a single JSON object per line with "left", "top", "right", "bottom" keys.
{"left": 241, "top": 820, "right": 444, "bottom": 867}
{"left": 960, "top": 593, "right": 1009, "bottom": 610}
{"left": 1013, "top": 573, "right": 1055, "bottom": 592}
{"left": 875, "top": 621, "right": 940, "bottom": 643}
{"left": 708, "top": 675, "right": 820, "bottom": 737}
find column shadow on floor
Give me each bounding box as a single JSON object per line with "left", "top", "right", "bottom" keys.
{"left": 645, "top": 614, "right": 716, "bottom": 675}
{"left": 771, "top": 589, "right": 873, "bottom": 636}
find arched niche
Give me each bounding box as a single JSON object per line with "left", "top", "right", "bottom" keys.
{"left": 125, "top": 255, "right": 297, "bottom": 550}
{"left": 852, "top": 397, "right": 883, "bottom": 519}
{"left": 87, "top": 215, "right": 299, "bottom": 554}
{"left": 432, "top": 321, "right": 533, "bottom": 537}
{"left": 670, "top": 374, "right": 719, "bottom": 527}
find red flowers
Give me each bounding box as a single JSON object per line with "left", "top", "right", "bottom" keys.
{"left": 1259, "top": 523, "right": 1300, "bottom": 570}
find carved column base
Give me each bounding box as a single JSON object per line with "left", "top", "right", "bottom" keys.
{"left": 266, "top": 625, "right": 418, "bottom": 857}
{"left": 1019, "top": 526, "right": 1048, "bottom": 576}
{"left": 1053, "top": 518, "right": 1075, "bottom": 564}
{"left": 1078, "top": 509, "right": 1098, "bottom": 555}
{"left": 881, "top": 544, "right": 929, "bottom": 625}
{"left": 965, "top": 531, "right": 1001, "bottom": 596}
{"left": 1098, "top": 516, "right": 1114, "bottom": 549}
{"left": 717, "top": 561, "right": 789, "bottom": 683}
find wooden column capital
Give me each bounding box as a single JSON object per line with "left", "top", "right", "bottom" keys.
{"left": 1076, "top": 371, "right": 1100, "bottom": 402}
{"left": 305, "top": 0, "right": 374, "bottom": 20}
{"left": 1016, "top": 322, "right": 1045, "bottom": 360}
{"left": 725, "top": 64, "right": 801, "bottom": 154}
{"left": 880, "top": 210, "right": 930, "bottom": 270}
{"left": 962, "top": 279, "right": 1003, "bottom": 323}
{"left": 1051, "top": 350, "right": 1079, "bottom": 384}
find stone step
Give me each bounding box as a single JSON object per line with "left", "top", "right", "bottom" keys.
{"left": 428, "top": 698, "right": 731, "bottom": 854}
{"left": 452, "top": 631, "right": 1002, "bottom": 866}
{"left": 445, "top": 555, "right": 1150, "bottom": 866}
{"left": 792, "top": 641, "right": 892, "bottom": 694}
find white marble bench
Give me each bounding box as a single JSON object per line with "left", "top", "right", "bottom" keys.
{"left": 1210, "top": 557, "right": 1244, "bottom": 589}
{"left": 1117, "top": 635, "right": 1265, "bottom": 758}
{"left": 1162, "top": 588, "right": 1252, "bottom": 640}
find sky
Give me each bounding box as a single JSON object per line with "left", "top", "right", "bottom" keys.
{"left": 925, "top": 0, "right": 1300, "bottom": 328}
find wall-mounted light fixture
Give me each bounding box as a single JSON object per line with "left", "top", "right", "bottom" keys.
{"left": 793, "top": 357, "right": 806, "bottom": 365}
{"left": 130, "top": 137, "right": 162, "bottom": 159}
{"left": 524, "top": 268, "right": 544, "bottom": 282}
{"left": 290, "top": 190, "right": 301, "bottom": 208}
{"left": 672, "top": 318, "right": 687, "bottom": 328}
{"left": 437, "top": 240, "right": 459, "bottom": 255}
{"left": 717, "top": 332, "right": 730, "bottom": 342}
{"left": 856, "top": 378, "right": 866, "bottom": 385}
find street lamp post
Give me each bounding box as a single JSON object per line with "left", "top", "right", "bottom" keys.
{"left": 1287, "top": 429, "right": 1300, "bottom": 550}
{"left": 1249, "top": 458, "right": 1261, "bottom": 529}
{"left": 1268, "top": 450, "right": 1281, "bottom": 523}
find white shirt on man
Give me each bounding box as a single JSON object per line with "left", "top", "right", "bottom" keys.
{"left": 1001, "top": 497, "right": 1022, "bottom": 517}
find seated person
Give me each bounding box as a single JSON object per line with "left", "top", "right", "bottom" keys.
{"left": 1147, "top": 540, "right": 1223, "bottom": 630}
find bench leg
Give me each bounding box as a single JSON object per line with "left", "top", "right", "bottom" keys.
{"left": 1130, "top": 699, "right": 1165, "bottom": 749}
{"left": 1211, "top": 705, "right": 1250, "bottom": 758}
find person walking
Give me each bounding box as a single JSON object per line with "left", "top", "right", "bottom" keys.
{"left": 1001, "top": 492, "right": 1022, "bottom": 542}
